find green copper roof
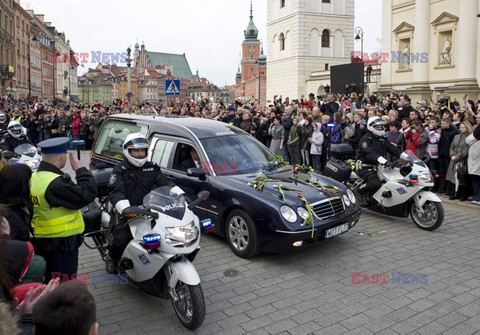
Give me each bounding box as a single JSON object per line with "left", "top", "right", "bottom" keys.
{"left": 146, "top": 51, "right": 195, "bottom": 79}
{"left": 244, "top": 1, "right": 258, "bottom": 40}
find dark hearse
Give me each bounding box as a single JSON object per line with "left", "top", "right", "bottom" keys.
{"left": 90, "top": 115, "right": 361, "bottom": 258}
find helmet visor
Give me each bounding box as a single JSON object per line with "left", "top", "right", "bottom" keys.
{"left": 123, "top": 137, "right": 149, "bottom": 150}
{"left": 9, "top": 124, "right": 22, "bottom": 135}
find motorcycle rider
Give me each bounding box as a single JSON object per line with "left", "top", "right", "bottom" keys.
{"left": 0, "top": 121, "right": 31, "bottom": 152}
{"left": 106, "top": 133, "right": 179, "bottom": 273}
{"left": 356, "top": 117, "right": 402, "bottom": 204}
{"left": 0, "top": 113, "right": 9, "bottom": 135}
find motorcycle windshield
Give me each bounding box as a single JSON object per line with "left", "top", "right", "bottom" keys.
{"left": 142, "top": 186, "right": 186, "bottom": 220}
{"left": 400, "top": 150, "right": 426, "bottom": 167}
{"left": 14, "top": 144, "right": 38, "bottom": 158}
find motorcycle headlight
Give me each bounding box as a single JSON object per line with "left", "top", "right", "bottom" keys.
{"left": 419, "top": 171, "right": 433, "bottom": 183}
{"left": 347, "top": 189, "right": 356, "bottom": 204}
{"left": 343, "top": 195, "right": 351, "bottom": 207}
{"left": 281, "top": 205, "right": 297, "bottom": 223}
{"left": 297, "top": 207, "right": 309, "bottom": 220}
{"left": 26, "top": 159, "right": 40, "bottom": 170}
{"left": 165, "top": 221, "right": 198, "bottom": 247}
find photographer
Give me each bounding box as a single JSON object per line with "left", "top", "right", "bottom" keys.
{"left": 320, "top": 94, "right": 340, "bottom": 119}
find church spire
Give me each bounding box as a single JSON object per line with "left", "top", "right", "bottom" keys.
{"left": 244, "top": 0, "right": 258, "bottom": 40}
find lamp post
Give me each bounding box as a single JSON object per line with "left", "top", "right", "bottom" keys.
{"left": 126, "top": 47, "right": 133, "bottom": 105}
{"left": 354, "top": 26, "right": 364, "bottom": 62}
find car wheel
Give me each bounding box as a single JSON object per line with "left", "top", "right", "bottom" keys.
{"left": 225, "top": 209, "right": 259, "bottom": 258}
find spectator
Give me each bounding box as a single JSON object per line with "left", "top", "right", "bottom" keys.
{"left": 397, "top": 94, "right": 413, "bottom": 120}
{"left": 320, "top": 94, "right": 340, "bottom": 119}
{"left": 0, "top": 164, "right": 33, "bottom": 242}
{"left": 33, "top": 284, "right": 98, "bottom": 335}
{"left": 345, "top": 112, "right": 367, "bottom": 154}
{"left": 438, "top": 118, "right": 457, "bottom": 194}
{"left": 400, "top": 118, "right": 411, "bottom": 135}
{"left": 405, "top": 119, "right": 428, "bottom": 159}
{"left": 268, "top": 116, "right": 285, "bottom": 156}
{"left": 466, "top": 115, "right": 480, "bottom": 204}
{"left": 309, "top": 122, "right": 324, "bottom": 171}
{"left": 387, "top": 120, "right": 405, "bottom": 151}
{"left": 239, "top": 111, "right": 256, "bottom": 135}
{"left": 426, "top": 116, "right": 442, "bottom": 191}
{"left": 320, "top": 115, "right": 332, "bottom": 171}
{"left": 311, "top": 107, "right": 322, "bottom": 124}
{"left": 300, "top": 117, "right": 313, "bottom": 166}
{"left": 446, "top": 122, "right": 472, "bottom": 201}
{"left": 330, "top": 111, "right": 344, "bottom": 144}
{"left": 287, "top": 117, "right": 301, "bottom": 166}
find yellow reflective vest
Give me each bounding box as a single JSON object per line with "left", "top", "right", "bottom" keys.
{"left": 31, "top": 171, "right": 84, "bottom": 238}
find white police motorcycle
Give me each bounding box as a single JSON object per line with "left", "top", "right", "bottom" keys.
{"left": 325, "top": 146, "right": 444, "bottom": 231}
{"left": 4, "top": 143, "right": 42, "bottom": 171}
{"left": 83, "top": 185, "right": 211, "bottom": 329}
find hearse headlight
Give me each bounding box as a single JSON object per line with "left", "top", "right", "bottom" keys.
{"left": 347, "top": 189, "right": 356, "bottom": 204}
{"left": 281, "top": 206, "right": 297, "bottom": 223}
{"left": 343, "top": 195, "right": 351, "bottom": 207}
{"left": 297, "top": 207, "right": 309, "bottom": 220}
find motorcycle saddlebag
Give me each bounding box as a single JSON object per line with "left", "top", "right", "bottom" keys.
{"left": 82, "top": 202, "right": 102, "bottom": 234}
{"left": 324, "top": 158, "right": 352, "bottom": 182}
{"left": 330, "top": 143, "right": 355, "bottom": 160}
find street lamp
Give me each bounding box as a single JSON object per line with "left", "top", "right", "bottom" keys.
{"left": 354, "top": 26, "right": 364, "bottom": 62}
{"left": 126, "top": 46, "right": 133, "bottom": 104}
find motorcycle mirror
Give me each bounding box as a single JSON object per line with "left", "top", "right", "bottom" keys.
{"left": 2, "top": 150, "right": 14, "bottom": 159}
{"left": 198, "top": 190, "right": 210, "bottom": 201}
{"left": 400, "top": 165, "right": 413, "bottom": 177}
{"left": 123, "top": 206, "right": 159, "bottom": 220}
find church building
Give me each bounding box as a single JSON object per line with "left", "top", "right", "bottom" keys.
{"left": 267, "top": 0, "right": 355, "bottom": 101}
{"left": 235, "top": 2, "right": 267, "bottom": 105}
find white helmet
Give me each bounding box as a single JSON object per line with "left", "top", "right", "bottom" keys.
{"left": 0, "top": 114, "right": 6, "bottom": 123}
{"left": 123, "top": 133, "right": 149, "bottom": 167}
{"left": 7, "top": 121, "right": 23, "bottom": 139}
{"left": 367, "top": 117, "right": 386, "bottom": 137}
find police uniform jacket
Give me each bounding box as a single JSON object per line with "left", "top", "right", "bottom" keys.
{"left": 33, "top": 161, "right": 97, "bottom": 252}
{"left": 0, "top": 133, "right": 31, "bottom": 152}
{"left": 358, "top": 132, "right": 402, "bottom": 165}
{"left": 109, "top": 161, "right": 174, "bottom": 209}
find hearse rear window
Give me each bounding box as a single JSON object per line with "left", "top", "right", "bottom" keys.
{"left": 93, "top": 120, "right": 149, "bottom": 160}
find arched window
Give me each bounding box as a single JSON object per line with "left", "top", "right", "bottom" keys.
{"left": 279, "top": 33, "right": 285, "bottom": 51}
{"left": 321, "top": 29, "right": 330, "bottom": 48}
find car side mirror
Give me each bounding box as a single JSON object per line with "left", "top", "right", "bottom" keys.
{"left": 2, "top": 150, "right": 14, "bottom": 159}
{"left": 187, "top": 167, "right": 207, "bottom": 180}
{"left": 122, "top": 206, "right": 159, "bottom": 220}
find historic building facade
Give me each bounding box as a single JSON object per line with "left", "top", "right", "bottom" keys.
{"left": 380, "top": 0, "right": 480, "bottom": 101}
{"left": 235, "top": 2, "right": 267, "bottom": 105}
{"left": 267, "top": 0, "right": 354, "bottom": 101}
{"left": 0, "top": 0, "right": 15, "bottom": 97}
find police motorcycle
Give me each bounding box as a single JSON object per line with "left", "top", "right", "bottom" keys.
{"left": 82, "top": 176, "right": 211, "bottom": 330}
{"left": 324, "top": 144, "right": 444, "bottom": 231}
{"left": 3, "top": 143, "right": 42, "bottom": 171}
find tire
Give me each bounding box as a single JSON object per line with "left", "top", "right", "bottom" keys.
{"left": 171, "top": 282, "right": 205, "bottom": 330}
{"left": 410, "top": 200, "right": 444, "bottom": 231}
{"left": 225, "top": 209, "right": 259, "bottom": 258}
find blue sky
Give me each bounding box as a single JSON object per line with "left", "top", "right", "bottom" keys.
{"left": 24, "top": 0, "right": 382, "bottom": 85}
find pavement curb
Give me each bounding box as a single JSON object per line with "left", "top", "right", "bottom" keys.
{"left": 439, "top": 196, "right": 480, "bottom": 211}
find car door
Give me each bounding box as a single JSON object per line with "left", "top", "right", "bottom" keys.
{"left": 149, "top": 137, "right": 218, "bottom": 223}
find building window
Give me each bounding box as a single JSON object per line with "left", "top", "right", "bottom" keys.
{"left": 322, "top": 29, "right": 330, "bottom": 48}
{"left": 279, "top": 33, "right": 285, "bottom": 51}
{"left": 281, "top": 0, "right": 285, "bottom": 8}
{"left": 322, "top": 0, "right": 330, "bottom": 2}
{"left": 325, "top": 63, "right": 329, "bottom": 71}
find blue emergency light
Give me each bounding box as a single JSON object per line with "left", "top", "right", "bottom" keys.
{"left": 142, "top": 234, "right": 161, "bottom": 250}
{"left": 200, "top": 219, "right": 215, "bottom": 233}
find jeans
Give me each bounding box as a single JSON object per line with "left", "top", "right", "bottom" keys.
{"left": 471, "top": 175, "right": 480, "bottom": 202}
{"left": 312, "top": 154, "right": 322, "bottom": 171}
{"left": 301, "top": 149, "right": 310, "bottom": 166}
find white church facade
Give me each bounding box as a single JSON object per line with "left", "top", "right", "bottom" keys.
{"left": 267, "top": 0, "right": 355, "bottom": 101}
{"left": 380, "top": 0, "right": 480, "bottom": 102}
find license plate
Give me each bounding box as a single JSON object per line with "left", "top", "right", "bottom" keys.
{"left": 325, "top": 223, "right": 349, "bottom": 239}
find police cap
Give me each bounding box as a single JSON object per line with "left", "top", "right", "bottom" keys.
{"left": 37, "top": 137, "right": 69, "bottom": 154}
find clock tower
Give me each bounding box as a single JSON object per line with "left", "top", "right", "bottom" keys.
{"left": 241, "top": 1, "right": 261, "bottom": 82}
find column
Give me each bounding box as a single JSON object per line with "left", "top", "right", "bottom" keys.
{"left": 412, "top": 0, "right": 430, "bottom": 87}
{"left": 380, "top": 0, "right": 392, "bottom": 90}
{"left": 456, "top": 0, "right": 479, "bottom": 86}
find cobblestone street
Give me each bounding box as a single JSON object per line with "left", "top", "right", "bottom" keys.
{"left": 78, "top": 199, "right": 480, "bottom": 335}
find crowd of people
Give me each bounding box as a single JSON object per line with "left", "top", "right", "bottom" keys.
{"left": 0, "top": 89, "right": 479, "bottom": 333}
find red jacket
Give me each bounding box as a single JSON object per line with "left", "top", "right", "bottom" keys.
{"left": 405, "top": 128, "right": 428, "bottom": 158}
{"left": 71, "top": 114, "right": 81, "bottom": 136}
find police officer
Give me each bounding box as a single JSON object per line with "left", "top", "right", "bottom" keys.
{"left": 0, "top": 113, "right": 9, "bottom": 135}
{"left": 31, "top": 137, "right": 97, "bottom": 282}
{"left": 357, "top": 117, "right": 402, "bottom": 203}
{"left": 106, "top": 133, "right": 178, "bottom": 273}
{"left": 0, "top": 121, "right": 31, "bottom": 152}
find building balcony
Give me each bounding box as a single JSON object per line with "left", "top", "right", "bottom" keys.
{"left": 0, "top": 27, "right": 14, "bottom": 44}
{"left": 0, "top": 65, "right": 15, "bottom": 79}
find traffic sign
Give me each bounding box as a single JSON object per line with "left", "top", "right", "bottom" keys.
{"left": 165, "top": 79, "right": 180, "bottom": 96}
